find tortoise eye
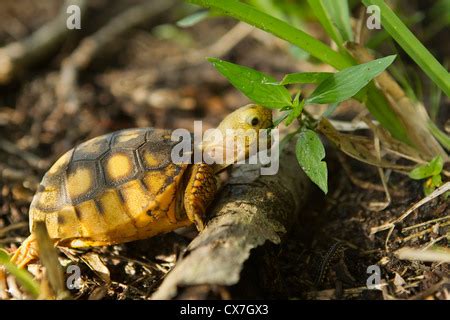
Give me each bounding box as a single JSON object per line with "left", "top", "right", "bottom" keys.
{"left": 250, "top": 117, "right": 259, "bottom": 126}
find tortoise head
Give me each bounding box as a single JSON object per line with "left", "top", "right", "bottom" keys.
{"left": 202, "top": 104, "right": 273, "bottom": 169}
{"left": 216, "top": 104, "right": 273, "bottom": 133}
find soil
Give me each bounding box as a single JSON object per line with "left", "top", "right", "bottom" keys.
{"left": 0, "top": 0, "right": 448, "bottom": 300}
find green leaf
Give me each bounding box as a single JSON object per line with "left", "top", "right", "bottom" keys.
{"left": 423, "top": 174, "right": 442, "bottom": 196}
{"left": 177, "top": 11, "right": 210, "bottom": 27}
{"left": 423, "top": 183, "right": 435, "bottom": 196}
{"left": 208, "top": 57, "right": 293, "bottom": 109}
{"left": 306, "top": 55, "right": 396, "bottom": 104}
{"left": 248, "top": 0, "right": 286, "bottom": 20}
{"left": 431, "top": 174, "right": 443, "bottom": 187}
{"left": 288, "top": 45, "right": 310, "bottom": 60}
{"left": 271, "top": 72, "right": 332, "bottom": 85}
{"left": 0, "top": 249, "right": 40, "bottom": 298}
{"left": 188, "top": 0, "right": 411, "bottom": 145}
{"left": 307, "top": 0, "right": 353, "bottom": 50}
{"left": 428, "top": 120, "right": 450, "bottom": 151}
{"left": 285, "top": 94, "right": 304, "bottom": 126}
{"left": 323, "top": 0, "right": 353, "bottom": 42}
{"left": 363, "top": 0, "right": 450, "bottom": 97}
{"left": 296, "top": 129, "right": 328, "bottom": 193}
{"left": 409, "top": 156, "right": 444, "bottom": 180}
{"left": 188, "top": 0, "right": 353, "bottom": 70}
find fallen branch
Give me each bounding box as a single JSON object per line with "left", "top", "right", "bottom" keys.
{"left": 152, "top": 146, "right": 312, "bottom": 299}
{"left": 0, "top": 0, "right": 88, "bottom": 84}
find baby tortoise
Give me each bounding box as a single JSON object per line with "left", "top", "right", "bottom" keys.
{"left": 9, "top": 104, "right": 272, "bottom": 269}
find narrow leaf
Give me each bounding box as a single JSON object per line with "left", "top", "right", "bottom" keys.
{"left": 428, "top": 121, "right": 450, "bottom": 151}
{"left": 363, "top": 0, "right": 450, "bottom": 97}
{"left": 188, "top": 0, "right": 353, "bottom": 70}
{"left": 208, "top": 57, "right": 293, "bottom": 109}
{"left": 324, "top": 0, "right": 353, "bottom": 42}
{"left": 272, "top": 72, "right": 332, "bottom": 85}
{"left": 307, "top": 55, "right": 396, "bottom": 104}
{"left": 296, "top": 129, "right": 328, "bottom": 193}
{"left": 177, "top": 11, "right": 210, "bottom": 27}
{"left": 307, "top": 0, "right": 353, "bottom": 50}
{"left": 322, "top": 102, "right": 339, "bottom": 117}
{"left": 188, "top": 0, "right": 410, "bottom": 145}
{"left": 0, "top": 249, "right": 40, "bottom": 298}
{"left": 317, "top": 118, "right": 413, "bottom": 171}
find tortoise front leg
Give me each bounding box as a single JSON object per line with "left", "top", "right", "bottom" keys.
{"left": 10, "top": 234, "right": 39, "bottom": 269}
{"left": 0, "top": 234, "right": 39, "bottom": 298}
{"left": 184, "top": 163, "right": 217, "bottom": 231}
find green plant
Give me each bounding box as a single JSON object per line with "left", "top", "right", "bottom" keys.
{"left": 409, "top": 156, "right": 445, "bottom": 195}
{"left": 362, "top": 0, "right": 450, "bottom": 97}
{"left": 186, "top": 0, "right": 412, "bottom": 144}
{"left": 0, "top": 249, "right": 40, "bottom": 298}
{"left": 186, "top": 0, "right": 449, "bottom": 194}
{"left": 208, "top": 57, "right": 395, "bottom": 193}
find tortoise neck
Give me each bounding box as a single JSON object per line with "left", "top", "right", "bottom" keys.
{"left": 210, "top": 163, "right": 232, "bottom": 174}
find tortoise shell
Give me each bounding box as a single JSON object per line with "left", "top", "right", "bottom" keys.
{"left": 29, "top": 128, "right": 192, "bottom": 248}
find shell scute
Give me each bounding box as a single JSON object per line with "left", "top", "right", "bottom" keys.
{"left": 101, "top": 150, "right": 139, "bottom": 187}
{"left": 111, "top": 128, "right": 147, "bottom": 150}
{"left": 31, "top": 128, "right": 191, "bottom": 244}
{"left": 139, "top": 129, "right": 177, "bottom": 168}
{"left": 65, "top": 160, "right": 99, "bottom": 205}
{"left": 72, "top": 134, "right": 111, "bottom": 162}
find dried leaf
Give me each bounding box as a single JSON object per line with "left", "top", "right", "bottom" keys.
{"left": 317, "top": 118, "right": 412, "bottom": 171}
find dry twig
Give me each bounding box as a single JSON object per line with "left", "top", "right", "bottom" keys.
{"left": 370, "top": 182, "right": 450, "bottom": 250}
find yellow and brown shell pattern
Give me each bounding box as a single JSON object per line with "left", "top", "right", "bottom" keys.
{"left": 29, "top": 128, "right": 192, "bottom": 248}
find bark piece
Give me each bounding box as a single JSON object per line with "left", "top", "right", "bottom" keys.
{"left": 152, "top": 146, "right": 311, "bottom": 299}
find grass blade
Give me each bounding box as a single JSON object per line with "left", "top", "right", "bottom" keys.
{"left": 177, "top": 11, "right": 210, "bottom": 27}
{"left": 307, "top": 0, "right": 353, "bottom": 50}
{"left": 428, "top": 121, "right": 450, "bottom": 151}
{"left": 188, "top": 0, "right": 353, "bottom": 70}
{"left": 363, "top": 0, "right": 450, "bottom": 97}
{"left": 189, "top": 0, "right": 410, "bottom": 144}
{"left": 325, "top": 0, "right": 353, "bottom": 42}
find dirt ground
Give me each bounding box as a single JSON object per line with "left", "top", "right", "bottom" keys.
{"left": 0, "top": 0, "right": 448, "bottom": 300}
